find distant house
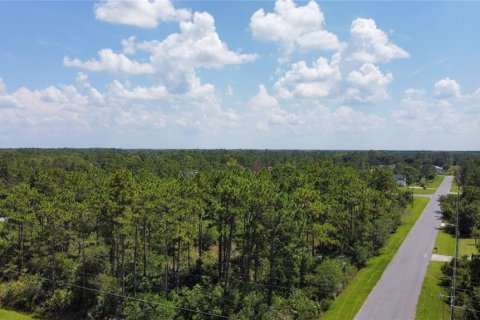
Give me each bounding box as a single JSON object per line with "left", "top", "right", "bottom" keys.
{"left": 0, "top": 217, "right": 7, "bottom": 222}
{"left": 394, "top": 174, "right": 407, "bottom": 187}
{"left": 434, "top": 166, "right": 444, "bottom": 173}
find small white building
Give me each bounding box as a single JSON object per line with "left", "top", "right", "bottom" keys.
{"left": 434, "top": 166, "right": 444, "bottom": 173}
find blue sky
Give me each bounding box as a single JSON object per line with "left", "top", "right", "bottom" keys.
{"left": 1, "top": 0, "right": 480, "bottom": 150}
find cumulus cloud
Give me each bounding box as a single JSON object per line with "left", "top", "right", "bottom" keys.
{"left": 331, "top": 106, "right": 384, "bottom": 132}
{"left": 392, "top": 82, "right": 480, "bottom": 134}
{"left": 404, "top": 88, "right": 426, "bottom": 98}
{"left": 141, "top": 12, "right": 257, "bottom": 69}
{"left": 345, "top": 63, "right": 393, "bottom": 103}
{"left": 69, "top": 12, "right": 256, "bottom": 96}
{"left": 433, "top": 77, "right": 461, "bottom": 99}
{"left": 250, "top": 0, "right": 343, "bottom": 57}
{"left": 349, "top": 18, "right": 409, "bottom": 63}
{"left": 64, "top": 49, "right": 155, "bottom": 75}
{"left": 94, "top": 0, "right": 191, "bottom": 28}
{"left": 121, "top": 36, "right": 137, "bottom": 55}
{"left": 133, "top": 12, "right": 256, "bottom": 92}
{"left": 249, "top": 85, "right": 304, "bottom": 130}
{"left": 107, "top": 81, "right": 169, "bottom": 101}
{"left": 248, "top": 84, "right": 383, "bottom": 132}
{"left": 0, "top": 75, "right": 106, "bottom": 132}
{"left": 274, "top": 56, "right": 341, "bottom": 99}
{"left": 0, "top": 78, "right": 21, "bottom": 109}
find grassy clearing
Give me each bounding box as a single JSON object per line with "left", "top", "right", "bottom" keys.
{"left": 412, "top": 187, "right": 436, "bottom": 195}
{"left": 434, "top": 229, "right": 477, "bottom": 257}
{"left": 412, "top": 175, "right": 445, "bottom": 190}
{"left": 428, "top": 175, "right": 445, "bottom": 189}
{"left": 0, "top": 309, "right": 34, "bottom": 320}
{"left": 415, "top": 262, "right": 449, "bottom": 320}
{"left": 321, "top": 196, "right": 430, "bottom": 320}
{"left": 450, "top": 179, "right": 460, "bottom": 194}
{"left": 410, "top": 175, "right": 445, "bottom": 195}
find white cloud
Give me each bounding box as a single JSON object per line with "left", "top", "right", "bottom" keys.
{"left": 115, "top": 105, "right": 166, "bottom": 128}
{"left": 433, "top": 77, "right": 461, "bottom": 99}
{"left": 349, "top": 18, "right": 409, "bottom": 63}
{"left": 250, "top": 0, "right": 342, "bottom": 57}
{"left": 0, "top": 78, "right": 21, "bottom": 109}
{"left": 94, "top": 0, "right": 191, "bottom": 28}
{"left": 297, "top": 30, "right": 345, "bottom": 52}
{"left": 345, "top": 63, "right": 393, "bottom": 103}
{"left": 247, "top": 84, "right": 383, "bottom": 132}
{"left": 249, "top": 85, "right": 303, "bottom": 130}
{"left": 64, "top": 49, "right": 155, "bottom": 75}
{"left": 141, "top": 12, "right": 257, "bottom": 69}
{"left": 274, "top": 56, "right": 341, "bottom": 99}
{"left": 106, "top": 81, "right": 169, "bottom": 101}
{"left": 392, "top": 85, "right": 478, "bottom": 134}
{"left": 331, "top": 106, "right": 384, "bottom": 132}
{"left": 404, "top": 88, "right": 426, "bottom": 98}
{"left": 132, "top": 11, "right": 256, "bottom": 92}
{"left": 121, "top": 36, "right": 137, "bottom": 55}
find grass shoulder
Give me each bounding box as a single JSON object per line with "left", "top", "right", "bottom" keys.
{"left": 321, "top": 196, "right": 429, "bottom": 320}
{"left": 0, "top": 308, "right": 35, "bottom": 320}
{"left": 415, "top": 262, "right": 449, "bottom": 320}
{"left": 428, "top": 175, "right": 445, "bottom": 189}
{"left": 434, "top": 229, "right": 477, "bottom": 257}
{"left": 416, "top": 228, "right": 478, "bottom": 319}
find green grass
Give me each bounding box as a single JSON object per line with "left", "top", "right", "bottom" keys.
{"left": 0, "top": 309, "right": 34, "bottom": 320}
{"left": 416, "top": 225, "right": 478, "bottom": 319}
{"left": 321, "top": 196, "right": 430, "bottom": 320}
{"left": 412, "top": 187, "right": 436, "bottom": 195}
{"left": 410, "top": 175, "right": 445, "bottom": 195}
{"left": 450, "top": 179, "right": 460, "bottom": 194}
{"left": 434, "top": 229, "right": 477, "bottom": 257}
{"left": 428, "top": 175, "right": 445, "bottom": 189}
{"left": 415, "top": 262, "right": 449, "bottom": 320}
{"left": 412, "top": 175, "right": 445, "bottom": 190}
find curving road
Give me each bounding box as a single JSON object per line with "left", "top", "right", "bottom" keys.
{"left": 355, "top": 175, "right": 453, "bottom": 320}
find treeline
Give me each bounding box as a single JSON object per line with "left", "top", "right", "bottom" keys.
{"left": 440, "top": 160, "right": 480, "bottom": 319}
{"left": 0, "top": 149, "right": 473, "bottom": 319}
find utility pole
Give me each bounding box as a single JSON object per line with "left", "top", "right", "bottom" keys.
{"left": 450, "top": 175, "right": 460, "bottom": 320}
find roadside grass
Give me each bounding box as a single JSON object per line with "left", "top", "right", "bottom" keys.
{"left": 428, "top": 175, "right": 445, "bottom": 189}
{"left": 321, "top": 196, "right": 430, "bottom": 320}
{"left": 415, "top": 262, "right": 449, "bottom": 320}
{"left": 450, "top": 180, "right": 457, "bottom": 193}
{"left": 0, "top": 309, "right": 34, "bottom": 320}
{"left": 450, "top": 179, "right": 460, "bottom": 194}
{"left": 410, "top": 175, "right": 445, "bottom": 195}
{"left": 416, "top": 228, "right": 478, "bottom": 320}
{"left": 412, "top": 175, "right": 445, "bottom": 191}
{"left": 412, "top": 187, "right": 436, "bottom": 195}
{"left": 434, "top": 229, "right": 477, "bottom": 257}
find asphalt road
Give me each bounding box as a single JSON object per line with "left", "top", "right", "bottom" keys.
{"left": 355, "top": 175, "right": 453, "bottom": 320}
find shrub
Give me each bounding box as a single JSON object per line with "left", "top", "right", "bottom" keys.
{"left": 0, "top": 274, "right": 43, "bottom": 311}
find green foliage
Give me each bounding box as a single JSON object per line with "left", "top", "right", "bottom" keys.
{"left": 309, "top": 259, "right": 355, "bottom": 300}
{"left": 0, "top": 149, "right": 466, "bottom": 319}
{"left": 0, "top": 274, "right": 43, "bottom": 312}
{"left": 122, "top": 294, "right": 176, "bottom": 320}
{"left": 44, "top": 288, "right": 73, "bottom": 312}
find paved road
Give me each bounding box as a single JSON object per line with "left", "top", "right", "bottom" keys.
{"left": 355, "top": 175, "right": 453, "bottom": 320}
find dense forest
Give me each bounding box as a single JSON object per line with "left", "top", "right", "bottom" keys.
{"left": 0, "top": 149, "right": 478, "bottom": 319}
